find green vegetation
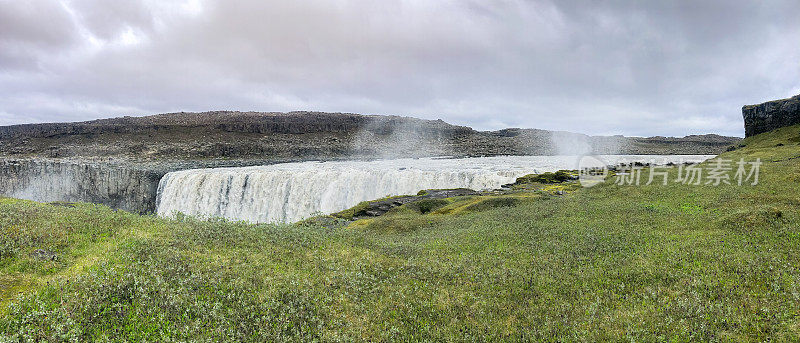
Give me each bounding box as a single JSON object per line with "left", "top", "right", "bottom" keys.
{"left": 328, "top": 194, "right": 413, "bottom": 221}
{"left": 515, "top": 170, "right": 576, "bottom": 184}
{"left": 506, "top": 170, "right": 582, "bottom": 194}
{"left": 2, "top": 125, "right": 800, "bottom": 341}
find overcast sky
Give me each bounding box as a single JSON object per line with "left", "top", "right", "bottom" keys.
{"left": 1, "top": 0, "right": 799, "bottom": 137}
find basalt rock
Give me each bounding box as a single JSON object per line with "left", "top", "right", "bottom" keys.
{"left": 743, "top": 94, "right": 800, "bottom": 137}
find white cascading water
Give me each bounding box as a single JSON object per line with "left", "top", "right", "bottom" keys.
{"left": 155, "top": 155, "right": 713, "bottom": 223}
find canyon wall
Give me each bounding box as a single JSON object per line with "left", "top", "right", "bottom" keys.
{"left": 0, "top": 159, "right": 164, "bottom": 213}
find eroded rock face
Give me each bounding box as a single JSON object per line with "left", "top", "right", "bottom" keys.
{"left": 0, "top": 159, "right": 164, "bottom": 213}
{"left": 743, "top": 94, "right": 800, "bottom": 137}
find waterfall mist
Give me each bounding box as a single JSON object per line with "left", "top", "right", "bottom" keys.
{"left": 348, "top": 116, "right": 457, "bottom": 158}
{"left": 549, "top": 131, "right": 626, "bottom": 155}
{"left": 549, "top": 131, "right": 592, "bottom": 155}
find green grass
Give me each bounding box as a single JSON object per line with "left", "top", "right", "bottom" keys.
{"left": 514, "top": 170, "right": 576, "bottom": 184}
{"left": 2, "top": 125, "right": 800, "bottom": 341}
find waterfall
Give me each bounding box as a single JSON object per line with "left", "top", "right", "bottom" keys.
{"left": 155, "top": 155, "right": 714, "bottom": 223}
{"left": 156, "top": 158, "right": 524, "bottom": 223}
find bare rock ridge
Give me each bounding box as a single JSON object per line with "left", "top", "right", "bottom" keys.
{"left": 0, "top": 111, "right": 739, "bottom": 160}
{"left": 743, "top": 94, "right": 800, "bottom": 137}
{"left": 0, "top": 111, "right": 473, "bottom": 139}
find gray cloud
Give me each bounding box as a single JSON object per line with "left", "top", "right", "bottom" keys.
{"left": 1, "top": 0, "right": 798, "bottom": 136}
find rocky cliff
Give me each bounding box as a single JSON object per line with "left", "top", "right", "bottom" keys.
{"left": 0, "top": 159, "right": 163, "bottom": 213}
{"left": 743, "top": 94, "right": 800, "bottom": 137}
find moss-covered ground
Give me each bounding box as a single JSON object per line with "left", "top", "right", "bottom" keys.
{"left": 1, "top": 126, "right": 800, "bottom": 341}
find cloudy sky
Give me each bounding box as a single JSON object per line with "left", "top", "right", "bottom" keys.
{"left": 1, "top": 0, "right": 798, "bottom": 137}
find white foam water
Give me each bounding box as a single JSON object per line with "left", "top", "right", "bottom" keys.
{"left": 155, "top": 155, "right": 714, "bottom": 223}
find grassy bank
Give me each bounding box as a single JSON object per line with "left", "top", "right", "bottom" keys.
{"left": 1, "top": 126, "right": 799, "bottom": 341}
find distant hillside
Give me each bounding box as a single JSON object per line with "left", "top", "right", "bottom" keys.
{"left": 0, "top": 111, "right": 740, "bottom": 161}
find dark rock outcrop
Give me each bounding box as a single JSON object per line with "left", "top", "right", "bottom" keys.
{"left": 743, "top": 94, "right": 800, "bottom": 137}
